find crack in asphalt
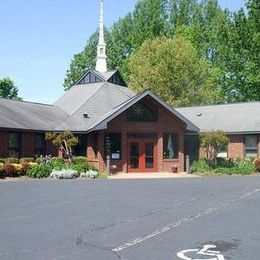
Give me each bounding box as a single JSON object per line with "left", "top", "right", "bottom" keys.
{"left": 0, "top": 187, "right": 256, "bottom": 259}
{"left": 112, "top": 189, "right": 260, "bottom": 253}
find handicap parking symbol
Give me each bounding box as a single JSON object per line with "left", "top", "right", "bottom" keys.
{"left": 177, "top": 244, "right": 225, "bottom": 260}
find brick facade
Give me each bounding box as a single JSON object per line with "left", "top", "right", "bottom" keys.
{"left": 86, "top": 96, "right": 186, "bottom": 173}
{"left": 0, "top": 130, "right": 58, "bottom": 159}
{"left": 199, "top": 134, "right": 260, "bottom": 160}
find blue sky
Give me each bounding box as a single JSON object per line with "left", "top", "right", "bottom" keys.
{"left": 0, "top": 0, "right": 246, "bottom": 104}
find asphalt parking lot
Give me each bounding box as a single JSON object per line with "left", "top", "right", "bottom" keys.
{"left": 0, "top": 176, "right": 260, "bottom": 260}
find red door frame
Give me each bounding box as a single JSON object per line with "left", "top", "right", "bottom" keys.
{"left": 127, "top": 138, "right": 158, "bottom": 173}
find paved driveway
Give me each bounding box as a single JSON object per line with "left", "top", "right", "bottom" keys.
{"left": 0, "top": 177, "right": 260, "bottom": 260}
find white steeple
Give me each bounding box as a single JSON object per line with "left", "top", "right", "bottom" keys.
{"left": 96, "top": 0, "right": 107, "bottom": 73}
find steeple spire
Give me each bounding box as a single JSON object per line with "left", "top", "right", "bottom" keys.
{"left": 96, "top": 0, "right": 107, "bottom": 73}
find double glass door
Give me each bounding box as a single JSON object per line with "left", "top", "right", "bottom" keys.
{"left": 128, "top": 139, "right": 157, "bottom": 172}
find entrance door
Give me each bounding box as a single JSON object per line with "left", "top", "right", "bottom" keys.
{"left": 128, "top": 140, "right": 157, "bottom": 172}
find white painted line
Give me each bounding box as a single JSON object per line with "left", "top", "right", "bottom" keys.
{"left": 112, "top": 189, "right": 259, "bottom": 253}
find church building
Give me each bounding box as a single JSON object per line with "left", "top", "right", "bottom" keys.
{"left": 0, "top": 0, "right": 259, "bottom": 173}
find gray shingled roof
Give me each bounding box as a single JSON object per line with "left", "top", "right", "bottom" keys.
{"left": 54, "top": 81, "right": 135, "bottom": 131}
{"left": 0, "top": 98, "right": 68, "bottom": 131}
{"left": 176, "top": 102, "right": 260, "bottom": 134}
{"left": 86, "top": 90, "right": 199, "bottom": 133}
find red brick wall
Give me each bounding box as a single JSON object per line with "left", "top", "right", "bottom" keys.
{"left": 96, "top": 97, "right": 186, "bottom": 173}
{"left": 0, "top": 130, "right": 58, "bottom": 159}
{"left": 228, "top": 135, "right": 245, "bottom": 158}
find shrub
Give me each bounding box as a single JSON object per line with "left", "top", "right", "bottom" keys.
{"left": 51, "top": 161, "right": 66, "bottom": 171}
{"left": 80, "top": 170, "right": 99, "bottom": 179}
{"left": 0, "top": 158, "right": 5, "bottom": 163}
{"left": 214, "top": 158, "right": 256, "bottom": 175}
{"left": 20, "top": 163, "right": 33, "bottom": 176}
{"left": 27, "top": 164, "right": 52, "bottom": 178}
{"left": 216, "top": 158, "right": 234, "bottom": 168}
{"left": 73, "top": 156, "right": 87, "bottom": 164}
{"left": 50, "top": 169, "right": 77, "bottom": 179}
{"left": 20, "top": 158, "right": 35, "bottom": 163}
{"left": 253, "top": 158, "right": 260, "bottom": 172}
{"left": 0, "top": 163, "right": 4, "bottom": 177}
{"left": 71, "top": 163, "right": 88, "bottom": 176}
{"left": 5, "top": 158, "right": 19, "bottom": 164}
{"left": 51, "top": 157, "right": 65, "bottom": 164}
{"left": 3, "top": 164, "right": 18, "bottom": 177}
{"left": 233, "top": 158, "right": 256, "bottom": 175}
{"left": 191, "top": 159, "right": 211, "bottom": 173}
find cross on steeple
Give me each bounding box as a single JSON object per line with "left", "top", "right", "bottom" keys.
{"left": 96, "top": 0, "right": 107, "bottom": 73}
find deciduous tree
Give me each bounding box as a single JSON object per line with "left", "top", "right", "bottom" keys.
{"left": 129, "top": 36, "right": 222, "bottom": 107}
{"left": 0, "top": 78, "right": 21, "bottom": 100}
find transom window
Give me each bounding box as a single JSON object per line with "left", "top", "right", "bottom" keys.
{"left": 127, "top": 101, "right": 158, "bottom": 122}
{"left": 245, "top": 135, "right": 258, "bottom": 157}
{"left": 8, "top": 133, "right": 21, "bottom": 158}
{"left": 163, "top": 133, "right": 179, "bottom": 159}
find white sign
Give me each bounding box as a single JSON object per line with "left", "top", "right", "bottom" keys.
{"left": 177, "top": 244, "right": 225, "bottom": 260}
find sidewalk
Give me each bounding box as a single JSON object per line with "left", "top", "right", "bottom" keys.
{"left": 108, "top": 172, "right": 200, "bottom": 179}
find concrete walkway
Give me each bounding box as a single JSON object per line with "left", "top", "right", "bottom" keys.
{"left": 108, "top": 172, "right": 200, "bottom": 179}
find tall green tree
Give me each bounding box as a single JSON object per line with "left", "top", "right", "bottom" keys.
{"left": 0, "top": 78, "right": 21, "bottom": 100}
{"left": 129, "top": 36, "right": 222, "bottom": 107}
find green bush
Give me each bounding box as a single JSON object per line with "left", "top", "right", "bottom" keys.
{"left": 20, "top": 158, "right": 35, "bottom": 163}
{"left": 0, "top": 158, "right": 5, "bottom": 163}
{"left": 191, "top": 159, "right": 211, "bottom": 173}
{"left": 214, "top": 158, "right": 256, "bottom": 175}
{"left": 50, "top": 160, "right": 66, "bottom": 171}
{"left": 216, "top": 158, "right": 234, "bottom": 168}
{"left": 27, "top": 164, "right": 52, "bottom": 178}
{"left": 51, "top": 157, "right": 65, "bottom": 164}
{"left": 233, "top": 158, "right": 256, "bottom": 175}
{"left": 5, "top": 158, "right": 19, "bottom": 164}
{"left": 73, "top": 156, "right": 88, "bottom": 165}
{"left": 71, "top": 163, "right": 88, "bottom": 177}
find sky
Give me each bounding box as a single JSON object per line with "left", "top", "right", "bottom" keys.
{"left": 0, "top": 0, "right": 246, "bottom": 104}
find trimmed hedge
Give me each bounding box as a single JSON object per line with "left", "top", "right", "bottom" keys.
{"left": 4, "top": 158, "right": 19, "bottom": 164}
{"left": 20, "top": 158, "right": 35, "bottom": 163}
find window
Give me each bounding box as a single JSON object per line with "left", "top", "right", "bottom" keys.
{"left": 245, "top": 135, "right": 258, "bottom": 157}
{"left": 78, "top": 72, "right": 102, "bottom": 84}
{"left": 35, "top": 134, "right": 46, "bottom": 157}
{"left": 217, "top": 144, "right": 228, "bottom": 158}
{"left": 163, "top": 133, "right": 179, "bottom": 159}
{"left": 73, "top": 135, "right": 87, "bottom": 156}
{"left": 8, "top": 133, "right": 21, "bottom": 158}
{"left": 127, "top": 101, "right": 157, "bottom": 122}
{"left": 108, "top": 72, "right": 127, "bottom": 86}
{"left": 105, "top": 133, "right": 121, "bottom": 160}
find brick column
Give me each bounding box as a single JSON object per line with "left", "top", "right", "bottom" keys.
{"left": 98, "top": 131, "right": 106, "bottom": 172}
{"left": 157, "top": 132, "right": 163, "bottom": 172}
{"left": 178, "top": 132, "right": 184, "bottom": 172}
